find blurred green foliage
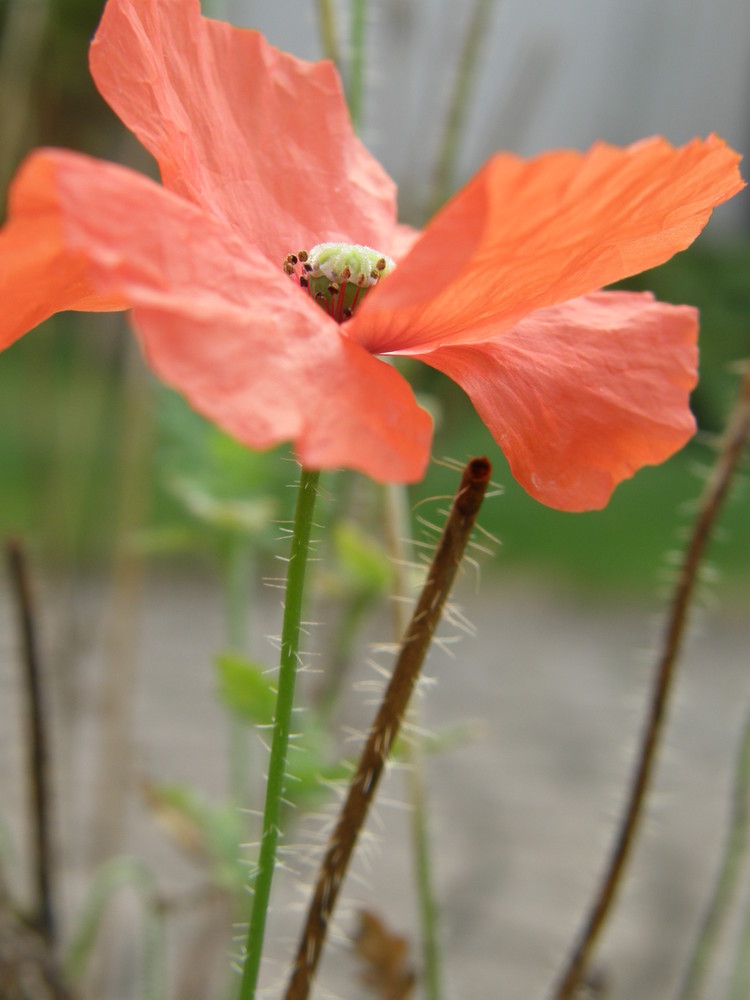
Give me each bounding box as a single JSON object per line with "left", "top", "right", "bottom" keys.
{"left": 622, "top": 241, "right": 750, "bottom": 433}
{"left": 1, "top": 240, "right": 748, "bottom": 594}
{"left": 0, "top": 0, "right": 747, "bottom": 595}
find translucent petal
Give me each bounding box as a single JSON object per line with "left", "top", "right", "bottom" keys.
{"left": 352, "top": 135, "right": 743, "bottom": 355}
{"left": 413, "top": 292, "right": 698, "bottom": 510}
{"left": 89, "top": 0, "right": 400, "bottom": 264}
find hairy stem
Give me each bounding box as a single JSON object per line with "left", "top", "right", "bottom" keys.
{"left": 550, "top": 362, "right": 750, "bottom": 1000}
{"left": 238, "top": 467, "right": 321, "bottom": 1000}
{"left": 384, "top": 482, "right": 443, "bottom": 1000}
{"left": 284, "top": 457, "right": 492, "bottom": 1000}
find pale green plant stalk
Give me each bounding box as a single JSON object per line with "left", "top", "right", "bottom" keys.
{"left": 316, "top": 0, "right": 341, "bottom": 65}
{"left": 676, "top": 711, "right": 750, "bottom": 1000}
{"left": 726, "top": 882, "right": 750, "bottom": 1000}
{"left": 348, "top": 0, "right": 368, "bottom": 132}
{"left": 65, "top": 857, "right": 166, "bottom": 999}
{"left": 308, "top": 8, "right": 443, "bottom": 985}
{"left": 0, "top": 0, "right": 49, "bottom": 193}
{"left": 427, "top": 0, "right": 499, "bottom": 220}
{"left": 91, "top": 336, "right": 152, "bottom": 866}
{"left": 384, "top": 482, "right": 444, "bottom": 1000}
{"left": 224, "top": 538, "right": 254, "bottom": 807}
{"left": 238, "top": 467, "right": 320, "bottom": 1000}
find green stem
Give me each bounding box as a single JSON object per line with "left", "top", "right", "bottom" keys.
{"left": 237, "top": 467, "right": 321, "bottom": 1000}
{"left": 348, "top": 0, "right": 367, "bottom": 132}
{"left": 384, "top": 483, "right": 444, "bottom": 1000}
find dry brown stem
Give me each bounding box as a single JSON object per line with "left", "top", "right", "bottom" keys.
{"left": 284, "top": 457, "right": 492, "bottom": 1000}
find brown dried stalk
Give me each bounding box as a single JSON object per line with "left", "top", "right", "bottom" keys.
{"left": 6, "top": 537, "right": 54, "bottom": 944}
{"left": 284, "top": 457, "right": 492, "bottom": 1000}
{"left": 550, "top": 361, "right": 750, "bottom": 1000}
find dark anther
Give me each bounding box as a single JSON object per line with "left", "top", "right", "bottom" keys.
{"left": 300, "top": 276, "right": 309, "bottom": 288}
{"left": 303, "top": 263, "right": 313, "bottom": 272}
{"left": 341, "top": 266, "right": 351, "bottom": 280}
{"left": 315, "top": 292, "right": 327, "bottom": 304}
{"left": 342, "top": 308, "right": 352, "bottom": 319}
{"left": 298, "top": 250, "right": 309, "bottom": 262}
{"left": 376, "top": 257, "right": 386, "bottom": 271}
{"left": 328, "top": 283, "right": 339, "bottom": 295}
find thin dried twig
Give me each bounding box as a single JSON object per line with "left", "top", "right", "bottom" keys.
{"left": 550, "top": 361, "right": 750, "bottom": 1000}
{"left": 6, "top": 537, "right": 54, "bottom": 943}
{"left": 285, "top": 457, "right": 492, "bottom": 1000}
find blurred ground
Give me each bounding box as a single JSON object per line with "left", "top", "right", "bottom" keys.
{"left": 1, "top": 568, "right": 749, "bottom": 1000}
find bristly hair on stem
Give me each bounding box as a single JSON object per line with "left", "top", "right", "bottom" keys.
{"left": 284, "top": 457, "right": 492, "bottom": 1000}
{"left": 6, "top": 537, "right": 55, "bottom": 944}
{"left": 549, "top": 361, "right": 750, "bottom": 1000}
{"left": 384, "top": 480, "right": 445, "bottom": 1000}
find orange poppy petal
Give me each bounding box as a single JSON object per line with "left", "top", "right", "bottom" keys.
{"left": 2, "top": 147, "right": 268, "bottom": 321}
{"left": 3, "top": 149, "right": 431, "bottom": 482}
{"left": 134, "top": 306, "right": 432, "bottom": 482}
{"left": 0, "top": 154, "right": 126, "bottom": 351}
{"left": 352, "top": 135, "right": 743, "bottom": 355}
{"left": 89, "top": 0, "right": 399, "bottom": 264}
{"left": 412, "top": 292, "right": 698, "bottom": 511}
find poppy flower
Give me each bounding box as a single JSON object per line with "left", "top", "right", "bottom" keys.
{"left": 0, "top": 0, "right": 743, "bottom": 511}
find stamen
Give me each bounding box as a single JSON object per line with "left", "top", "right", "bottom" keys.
{"left": 282, "top": 242, "right": 395, "bottom": 324}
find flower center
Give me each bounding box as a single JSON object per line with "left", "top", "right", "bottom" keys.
{"left": 284, "top": 242, "right": 395, "bottom": 324}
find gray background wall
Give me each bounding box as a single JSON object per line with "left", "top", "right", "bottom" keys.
{"left": 214, "top": 0, "right": 749, "bottom": 232}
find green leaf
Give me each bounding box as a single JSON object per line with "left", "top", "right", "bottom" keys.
{"left": 286, "top": 724, "right": 353, "bottom": 796}
{"left": 323, "top": 520, "right": 393, "bottom": 599}
{"left": 167, "top": 475, "right": 276, "bottom": 536}
{"left": 145, "top": 782, "right": 246, "bottom": 895}
{"left": 215, "top": 652, "right": 276, "bottom": 726}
